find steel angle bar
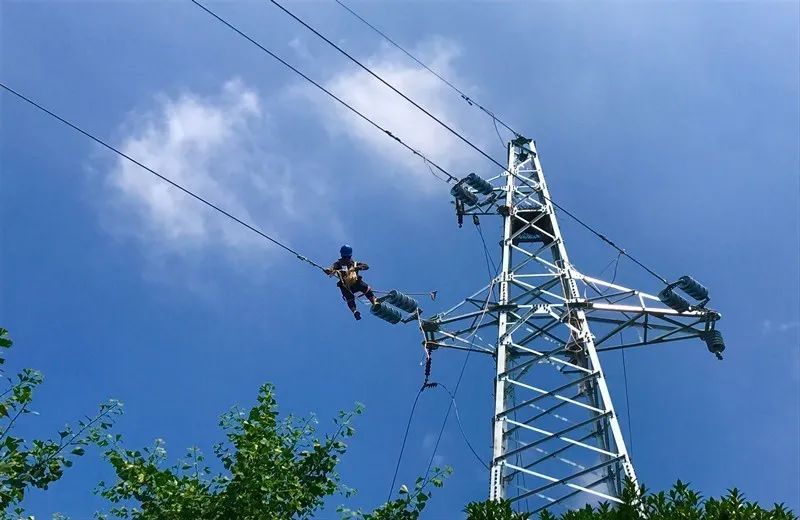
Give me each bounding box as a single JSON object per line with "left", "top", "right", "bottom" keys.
{"left": 504, "top": 420, "right": 616, "bottom": 462}
{"left": 504, "top": 397, "right": 576, "bottom": 437}
{"left": 505, "top": 458, "right": 625, "bottom": 504}
{"left": 509, "top": 169, "right": 544, "bottom": 193}
{"left": 585, "top": 315, "right": 674, "bottom": 333}
{"left": 506, "top": 436, "right": 587, "bottom": 472}
{"left": 501, "top": 343, "right": 564, "bottom": 376}
{"left": 656, "top": 313, "right": 715, "bottom": 330}
{"left": 508, "top": 343, "right": 593, "bottom": 374}
{"left": 508, "top": 291, "right": 557, "bottom": 310}
{"left": 466, "top": 296, "right": 496, "bottom": 307}
{"left": 504, "top": 308, "right": 560, "bottom": 339}
{"left": 433, "top": 330, "right": 496, "bottom": 353}
{"left": 445, "top": 317, "right": 499, "bottom": 337}
{"left": 510, "top": 214, "right": 558, "bottom": 245}
{"left": 525, "top": 401, "right": 574, "bottom": 425}
{"left": 582, "top": 290, "right": 638, "bottom": 304}
{"left": 510, "top": 243, "right": 561, "bottom": 273}
{"left": 523, "top": 430, "right": 599, "bottom": 469}
{"left": 581, "top": 281, "right": 646, "bottom": 308}
{"left": 427, "top": 343, "right": 495, "bottom": 355}
{"left": 511, "top": 279, "right": 568, "bottom": 305}
{"left": 506, "top": 430, "right": 601, "bottom": 481}
{"left": 439, "top": 281, "right": 496, "bottom": 317}
{"left": 592, "top": 313, "right": 645, "bottom": 346}
{"left": 434, "top": 308, "right": 493, "bottom": 327}
{"left": 510, "top": 210, "right": 551, "bottom": 241}
{"left": 637, "top": 318, "right": 705, "bottom": 343}
{"left": 515, "top": 326, "right": 570, "bottom": 354}
{"left": 507, "top": 482, "right": 562, "bottom": 509}
{"left": 485, "top": 172, "right": 506, "bottom": 183}
{"left": 530, "top": 475, "right": 612, "bottom": 515}
{"left": 514, "top": 273, "right": 566, "bottom": 279}
{"left": 497, "top": 373, "right": 601, "bottom": 419}
{"left": 509, "top": 306, "right": 565, "bottom": 317}
{"left": 506, "top": 379, "right": 605, "bottom": 414}
{"left": 596, "top": 330, "right": 705, "bottom": 353}
{"left": 497, "top": 411, "right": 613, "bottom": 461}
{"left": 510, "top": 276, "right": 562, "bottom": 297}
{"left": 503, "top": 340, "right": 571, "bottom": 377}
{"left": 578, "top": 275, "right": 639, "bottom": 296}
{"left": 587, "top": 302, "right": 710, "bottom": 317}
{"left": 548, "top": 309, "right": 583, "bottom": 337}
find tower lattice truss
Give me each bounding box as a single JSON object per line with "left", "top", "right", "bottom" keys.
{"left": 420, "top": 139, "right": 723, "bottom": 514}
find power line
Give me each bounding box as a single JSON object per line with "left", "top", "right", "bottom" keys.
{"left": 267, "top": 0, "right": 668, "bottom": 285}
{"left": 0, "top": 82, "right": 326, "bottom": 272}
{"left": 333, "top": 0, "right": 523, "bottom": 141}
{"left": 387, "top": 386, "right": 424, "bottom": 502}
{"left": 270, "top": 0, "right": 507, "bottom": 178}
{"left": 190, "top": 0, "right": 457, "bottom": 184}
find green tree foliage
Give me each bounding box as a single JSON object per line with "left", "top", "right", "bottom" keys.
{"left": 465, "top": 498, "right": 531, "bottom": 520}
{"left": 465, "top": 481, "right": 796, "bottom": 520}
{"left": 97, "top": 383, "right": 450, "bottom": 520}
{"left": 98, "top": 383, "right": 369, "bottom": 519}
{"left": 0, "top": 328, "right": 122, "bottom": 518}
{"left": 338, "top": 469, "right": 451, "bottom": 520}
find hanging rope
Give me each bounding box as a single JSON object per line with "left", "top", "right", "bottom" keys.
{"left": 386, "top": 386, "right": 424, "bottom": 501}
{"left": 430, "top": 382, "right": 489, "bottom": 471}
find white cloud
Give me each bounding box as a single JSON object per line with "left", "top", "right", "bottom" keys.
{"left": 303, "top": 38, "right": 493, "bottom": 191}
{"left": 102, "top": 79, "right": 338, "bottom": 262}
{"left": 762, "top": 319, "right": 800, "bottom": 335}
{"left": 289, "top": 37, "right": 313, "bottom": 61}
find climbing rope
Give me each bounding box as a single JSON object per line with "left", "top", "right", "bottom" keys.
{"left": 429, "top": 382, "right": 489, "bottom": 471}
{"left": 386, "top": 386, "right": 424, "bottom": 501}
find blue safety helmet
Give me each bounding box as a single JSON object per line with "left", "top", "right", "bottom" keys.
{"left": 340, "top": 244, "right": 353, "bottom": 258}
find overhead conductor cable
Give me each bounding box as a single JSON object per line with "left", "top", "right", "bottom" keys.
{"left": 333, "top": 0, "right": 524, "bottom": 140}
{"left": 265, "top": 0, "right": 668, "bottom": 285}
{"left": 0, "top": 82, "right": 326, "bottom": 272}
{"left": 190, "top": 0, "right": 457, "bottom": 184}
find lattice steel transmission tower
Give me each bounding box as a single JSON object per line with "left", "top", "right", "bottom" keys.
{"left": 419, "top": 138, "right": 724, "bottom": 514}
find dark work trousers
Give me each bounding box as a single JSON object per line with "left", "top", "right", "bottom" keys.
{"left": 338, "top": 280, "right": 375, "bottom": 311}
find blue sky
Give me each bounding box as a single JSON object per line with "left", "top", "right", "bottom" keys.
{"left": 1, "top": 1, "right": 798, "bottom": 518}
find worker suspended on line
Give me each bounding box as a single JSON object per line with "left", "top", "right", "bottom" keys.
{"left": 324, "top": 245, "right": 377, "bottom": 321}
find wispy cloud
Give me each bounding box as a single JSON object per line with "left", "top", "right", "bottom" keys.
{"left": 288, "top": 37, "right": 313, "bottom": 62}
{"left": 762, "top": 319, "right": 800, "bottom": 335}
{"left": 99, "top": 79, "right": 339, "bottom": 265}
{"left": 302, "top": 38, "right": 492, "bottom": 191}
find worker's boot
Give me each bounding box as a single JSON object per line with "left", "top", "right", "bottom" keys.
{"left": 353, "top": 310, "right": 362, "bottom": 321}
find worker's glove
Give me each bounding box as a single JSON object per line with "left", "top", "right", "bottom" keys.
{"left": 324, "top": 268, "right": 333, "bottom": 276}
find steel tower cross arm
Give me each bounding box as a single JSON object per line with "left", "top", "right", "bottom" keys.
{"left": 420, "top": 138, "right": 722, "bottom": 514}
